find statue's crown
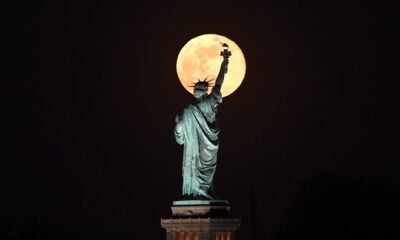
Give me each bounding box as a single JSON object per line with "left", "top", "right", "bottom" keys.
{"left": 189, "top": 77, "right": 214, "bottom": 90}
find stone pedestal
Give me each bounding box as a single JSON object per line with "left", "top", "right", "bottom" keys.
{"left": 161, "top": 200, "right": 241, "bottom": 240}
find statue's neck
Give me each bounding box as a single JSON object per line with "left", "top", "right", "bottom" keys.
{"left": 194, "top": 94, "right": 208, "bottom": 103}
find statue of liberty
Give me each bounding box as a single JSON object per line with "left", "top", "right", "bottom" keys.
{"left": 174, "top": 46, "right": 230, "bottom": 199}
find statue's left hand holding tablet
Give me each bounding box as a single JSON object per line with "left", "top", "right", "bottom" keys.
{"left": 175, "top": 114, "right": 183, "bottom": 130}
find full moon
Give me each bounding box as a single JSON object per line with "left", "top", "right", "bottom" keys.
{"left": 176, "top": 34, "right": 246, "bottom": 97}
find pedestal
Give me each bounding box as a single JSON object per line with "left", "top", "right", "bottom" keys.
{"left": 161, "top": 200, "right": 241, "bottom": 240}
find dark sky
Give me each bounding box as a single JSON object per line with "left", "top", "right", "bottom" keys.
{"left": 5, "top": 0, "right": 399, "bottom": 239}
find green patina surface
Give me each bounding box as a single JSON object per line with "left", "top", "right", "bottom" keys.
{"left": 174, "top": 58, "right": 229, "bottom": 200}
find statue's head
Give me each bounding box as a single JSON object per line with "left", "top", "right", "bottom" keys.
{"left": 192, "top": 77, "right": 213, "bottom": 101}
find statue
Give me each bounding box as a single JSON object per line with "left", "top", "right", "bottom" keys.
{"left": 174, "top": 44, "right": 231, "bottom": 199}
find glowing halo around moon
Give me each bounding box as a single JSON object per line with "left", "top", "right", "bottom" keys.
{"left": 176, "top": 34, "right": 246, "bottom": 97}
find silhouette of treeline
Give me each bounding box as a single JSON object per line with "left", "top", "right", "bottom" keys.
{"left": 272, "top": 172, "right": 400, "bottom": 240}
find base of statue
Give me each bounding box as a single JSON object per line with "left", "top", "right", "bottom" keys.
{"left": 161, "top": 200, "right": 241, "bottom": 240}
{"left": 172, "top": 200, "right": 230, "bottom": 217}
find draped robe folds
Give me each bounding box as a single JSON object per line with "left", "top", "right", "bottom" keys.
{"left": 175, "top": 90, "right": 222, "bottom": 198}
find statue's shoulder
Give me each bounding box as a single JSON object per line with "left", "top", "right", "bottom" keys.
{"left": 183, "top": 104, "right": 198, "bottom": 114}
{"left": 207, "top": 92, "right": 222, "bottom": 104}
{"left": 187, "top": 103, "right": 197, "bottom": 109}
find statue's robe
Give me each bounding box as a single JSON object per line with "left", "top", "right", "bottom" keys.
{"left": 175, "top": 89, "right": 222, "bottom": 198}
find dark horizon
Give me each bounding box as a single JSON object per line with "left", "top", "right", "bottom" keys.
{"left": 4, "top": 0, "right": 399, "bottom": 239}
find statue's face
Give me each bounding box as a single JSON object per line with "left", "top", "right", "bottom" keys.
{"left": 194, "top": 88, "right": 207, "bottom": 100}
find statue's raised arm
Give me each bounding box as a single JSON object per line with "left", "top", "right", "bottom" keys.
{"left": 211, "top": 58, "right": 229, "bottom": 95}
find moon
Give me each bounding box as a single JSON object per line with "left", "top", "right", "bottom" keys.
{"left": 176, "top": 34, "right": 246, "bottom": 97}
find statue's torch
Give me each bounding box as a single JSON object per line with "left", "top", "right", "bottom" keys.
{"left": 220, "top": 42, "right": 231, "bottom": 73}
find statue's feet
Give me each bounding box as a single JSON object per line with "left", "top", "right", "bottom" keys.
{"left": 199, "top": 189, "right": 213, "bottom": 200}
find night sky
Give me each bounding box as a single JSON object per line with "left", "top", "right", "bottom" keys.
{"left": 4, "top": 0, "right": 399, "bottom": 239}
